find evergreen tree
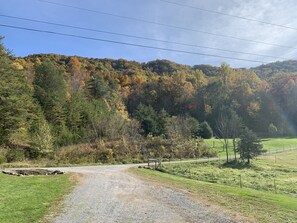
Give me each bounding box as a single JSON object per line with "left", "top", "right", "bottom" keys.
{"left": 134, "top": 104, "right": 160, "bottom": 136}
{"left": 237, "top": 127, "right": 264, "bottom": 164}
{"left": 88, "top": 74, "right": 109, "bottom": 99}
{"left": 158, "top": 108, "right": 170, "bottom": 136}
{"left": 0, "top": 38, "right": 34, "bottom": 146}
{"left": 199, "top": 121, "right": 213, "bottom": 139}
{"left": 33, "top": 60, "right": 67, "bottom": 129}
{"left": 0, "top": 38, "right": 52, "bottom": 161}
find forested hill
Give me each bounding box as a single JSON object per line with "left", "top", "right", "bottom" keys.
{"left": 251, "top": 60, "right": 297, "bottom": 80}
{"left": 2, "top": 43, "right": 297, "bottom": 163}
{"left": 18, "top": 53, "right": 297, "bottom": 80}
{"left": 13, "top": 53, "right": 297, "bottom": 134}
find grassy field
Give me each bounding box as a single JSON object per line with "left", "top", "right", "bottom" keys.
{"left": 0, "top": 173, "right": 76, "bottom": 223}
{"left": 131, "top": 150, "right": 297, "bottom": 223}
{"left": 259, "top": 149, "right": 297, "bottom": 166}
{"left": 204, "top": 137, "right": 297, "bottom": 156}
{"left": 161, "top": 152, "right": 297, "bottom": 196}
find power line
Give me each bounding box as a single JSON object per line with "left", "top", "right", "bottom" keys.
{"left": 0, "top": 23, "right": 270, "bottom": 64}
{"left": 38, "top": 0, "right": 295, "bottom": 50}
{"left": 159, "top": 0, "right": 297, "bottom": 31}
{"left": 0, "top": 14, "right": 290, "bottom": 60}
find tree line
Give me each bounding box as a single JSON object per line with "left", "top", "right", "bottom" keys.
{"left": 0, "top": 38, "right": 295, "bottom": 164}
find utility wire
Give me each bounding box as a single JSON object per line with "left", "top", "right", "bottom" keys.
{"left": 159, "top": 0, "right": 297, "bottom": 31}
{"left": 38, "top": 0, "right": 294, "bottom": 49}
{"left": 0, "top": 14, "right": 290, "bottom": 60}
{"left": 0, "top": 23, "right": 270, "bottom": 64}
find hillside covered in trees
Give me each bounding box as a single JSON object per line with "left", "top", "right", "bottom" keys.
{"left": 1, "top": 39, "right": 296, "bottom": 164}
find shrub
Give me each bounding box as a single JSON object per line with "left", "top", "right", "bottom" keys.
{"left": 30, "top": 120, "right": 54, "bottom": 158}
{"left": 6, "top": 148, "right": 25, "bottom": 162}
{"left": 268, "top": 123, "right": 278, "bottom": 137}
{"left": 97, "top": 148, "right": 113, "bottom": 163}
{"left": 55, "top": 144, "right": 97, "bottom": 164}
{"left": 0, "top": 147, "right": 7, "bottom": 164}
{"left": 199, "top": 121, "right": 213, "bottom": 139}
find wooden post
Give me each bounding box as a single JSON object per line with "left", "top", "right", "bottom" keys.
{"left": 274, "top": 178, "right": 277, "bottom": 194}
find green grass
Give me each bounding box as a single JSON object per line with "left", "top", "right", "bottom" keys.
{"left": 0, "top": 173, "right": 75, "bottom": 223}
{"left": 161, "top": 154, "right": 297, "bottom": 196}
{"left": 131, "top": 168, "right": 297, "bottom": 223}
{"left": 260, "top": 138, "right": 297, "bottom": 151}
{"left": 204, "top": 137, "right": 297, "bottom": 156}
{"left": 130, "top": 150, "right": 297, "bottom": 223}
{"left": 259, "top": 150, "right": 297, "bottom": 166}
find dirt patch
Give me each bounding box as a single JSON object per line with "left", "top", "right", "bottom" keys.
{"left": 68, "top": 172, "right": 85, "bottom": 184}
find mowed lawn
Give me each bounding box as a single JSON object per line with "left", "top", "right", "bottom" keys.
{"left": 204, "top": 137, "right": 297, "bottom": 156}
{"left": 0, "top": 173, "right": 75, "bottom": 223}
{"left": 131, "top": 150, "right": 297, "bottom": 223}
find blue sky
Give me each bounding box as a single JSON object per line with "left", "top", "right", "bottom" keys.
{"left": 1, "top": 0, "right": 297, "bottom": 68}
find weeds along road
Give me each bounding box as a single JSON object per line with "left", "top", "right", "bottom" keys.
{"left": 47, "top": 164, "right": 241, "bottom": 223}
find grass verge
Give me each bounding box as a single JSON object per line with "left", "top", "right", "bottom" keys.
{"left": 0, "top": 173, "right": 77, "bottom": 223}
{"left": 160, "top": 157, "right": 297, "bottom": 196}
{"left": 130, "top": 167, "right": 297, "bottom": 223}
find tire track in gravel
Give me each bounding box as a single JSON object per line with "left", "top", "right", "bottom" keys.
{"left": 49, "top": 165, "right": 243, "bottom": 223}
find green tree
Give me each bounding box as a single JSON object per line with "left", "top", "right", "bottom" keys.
{"left": 33, "top": 60, "right": 67, "bottom": 126}
{"left": 237, "top": 127, "right": 264, "bottom": 164}
{"left": 88, "top": 74, "right": 109, "bottom": 99}
{"left": 66, "top": 93, "right": 92, "bottom": 142}
{"left": 203, "top": 80, "right": 231, "bottom": 129}
{"left": 216, "top": 112, "right": 230, "bottom": 162}
{"left": 229, "top": 110, "right": 242, "bottom": 160}
{"left": 134, "top": 104, "right": 160, "bottom": 136}
{"left": 268, "top": 123, "right": 278, "bottom": 137}
{"left": 158, "top": 108, "right": 170, "bottom": 135}
{"left": 199, "top": 121, "right": 213, "bottom": 139}
{"left": 165, "top": 115, "right": 199, "bottom": 140}
{"left": 30, "top": 118, "right": 53, "bottom": 158}
{"left": 0, "top": 38, "right": 34, "bottom": 146}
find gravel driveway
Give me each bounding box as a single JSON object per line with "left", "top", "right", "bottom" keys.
{"left": 49, "top": 165, "right": 242, "bottom": 223}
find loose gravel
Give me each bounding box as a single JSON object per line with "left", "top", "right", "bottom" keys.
{"left": 49, "top": 165, "right": 243, "bottom": 223}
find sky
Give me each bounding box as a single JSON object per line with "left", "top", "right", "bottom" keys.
{"left": 1, "top": 0, "right": 297, "bottom": 68}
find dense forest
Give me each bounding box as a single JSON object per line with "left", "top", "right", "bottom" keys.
{"left": 1, "top": 38, "right": 296, "bottom": 164}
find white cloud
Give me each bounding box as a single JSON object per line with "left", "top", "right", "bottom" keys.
{"left": 2, "top": 0, "right": 297, "bottom": 67}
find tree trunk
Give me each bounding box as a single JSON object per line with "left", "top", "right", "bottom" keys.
{"left": 225, "top": 143, "right": 229, "bottom": 162}
{"left": 233, "top": 138, "right": 237, "bottom": 160}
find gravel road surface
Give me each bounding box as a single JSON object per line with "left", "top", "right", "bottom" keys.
{"left": 49, "top": 165, "right": 242, "bottom": 223}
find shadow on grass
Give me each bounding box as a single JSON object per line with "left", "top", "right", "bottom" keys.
{"left": 221, "top": 160, "right": 256, "bottom": 170}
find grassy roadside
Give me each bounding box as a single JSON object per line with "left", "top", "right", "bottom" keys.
{"left": 130, "top": 168, "right": 297, "bottom": 223}
{"left": 130, "top": 150, "right": 297, "bottom": 223}
{"left": 0, "top": 173, "right": 77, "bottom": 223}
{"left": 160, "top": 154, "right": 297, "bottom": 196}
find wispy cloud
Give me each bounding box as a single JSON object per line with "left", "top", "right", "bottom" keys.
{"left": 2, "top": 0, "right": 297, "bottom": 67}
